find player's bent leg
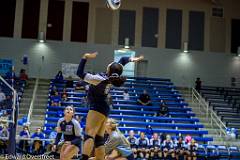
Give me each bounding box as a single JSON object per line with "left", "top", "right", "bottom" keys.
{"left": 95, "top": 118, "right": 107, "bottom": 160}
{"left": 60, "top": 144, "right": 79, "bottom": 160}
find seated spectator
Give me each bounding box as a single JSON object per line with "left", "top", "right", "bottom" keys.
{"left": 174, "top": 136, "right": 187, "bottom": 160}
{"left": 136, "top": 132, "right": 150, "bottom": 159}
{"left": 162, "top": 135, "right": 175, "bottom": 159}
{"left": 126, "top": 130, "right": 138, "bottom": 158}
{"left": 51, "top": 91, "right": 61, "bottom": 106}
{"left": 137, "top": 90, "right": 152, "bottom": 106}
{"left": 195, "top": 77, "right": 202, "bottom": 93}
{"left": 49, "top": 127, "right": 58, "bottom": 140}
{"left": 186, "top": 139, "right": 198, "bottom": 160}
{"left": 61, "top": 88, "right": 68, "bottom": 102}
{"left": 149, "top": 133, "right": 161, "bottom": 159}
{"left": 46, "top": 127, "right": 58, "bottom": 152}
{"left": 159, "top": 133, "right": 166, "bottom": 143}
{"left": 158, "top": 100, "right": 168, "bottom": 117}
{"left": 31, "top": 127, "right": 45, "bottom": 155}
{"left": 19, "top": 125, "right": 31, "bottom": 153}
{"left": 19, "top": 69, "right": 28, "bottom": 81}
{"left": 54, "top": 71, "right": 64, "bottom": 83}
{"left": 0, "top": 88, "right": 6, "bottom": 106}
{"left": 123, "top": 89, "right": 130, "bottom": 100}
{"left": 65, "top": 76, "right": 74, "bottom": 88}
{"left": 185, "top": 134, "right": 192, "bottom": 144}
{"left": 50, "top": 86, "right": 57, "bottom": 96}
{"left": 0, "top": 125, "right": 9, "bottom": 154}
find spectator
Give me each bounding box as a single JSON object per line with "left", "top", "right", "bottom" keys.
{"left": 0, "top": 125, "right": 9, "bottom": 154}
{"left": 186, "top": 139, "right": 198, "bottom": 160}
{"left": 46, "top": 127, "right": 58, "bottom": 152}
{"left": 19, "top": 125, "right": 31, "bottom": 153}
{"left": 65, "top": 76, "right": 74, "bottom": 88}
{"left": 136, "top": 132, "right": 150, "bottom": 159}
{"left": 19, "top": 69, "right": 28, "bottom": 81}
{"left": 123, "top": 89, "right": 130, "bottom": 100}
{"left": 162, "top": 134, "right": 175, "bottom": 159}
{"left": 0, "top": 88, "right": 6, "bottom": 104}
{"left": 137, "top": 90, "right": 152, "bottom": 106}
{"left": 49, "top": 127, "right": 58, "bottom": 140}
{"left": 31, "top": 128, "right": 45, "bottom": 155}
{"left": 51, "top": 91, "right": 61, "bottom": 106}
{"left": 61, "top": 88, "right": 68, "bottom": 102}
{"left": 149, "top": 133, "right": 161, "bottom": 159}
{"left": 158, "top": 100, "right": 168, "bottom": 117}
{"left": 50, "top": 86, "right": 57, "bottom": 96}
{"left": 126, "top": 130, "right": 138, "bottom": 158}
{"left": 195, "top": 77, "right": 202, "bottom": 93}
{"left": 175, "top": 136, "right": 187, "bottom": 160}
{"left": 185, "top": 134, "right": 192, "bottom": 144}
{"left": 54, "top": 71, "right": 64, "bottom": 83}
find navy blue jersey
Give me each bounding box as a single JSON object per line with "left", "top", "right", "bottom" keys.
{"left": 126, "top": 136, "right": 137, "bottom": 148}
{"left": 150, "top": 138, "right": 161, "bottom": 148}
{"left": 175, "top": 141, "right": 186, "bottom": 149}
{"left": 162, "top": 140, "right": 174, "bottom": 150}
{"left": 56, "top": 118, "right": 82, "bottom": 146}
{"left": 77, "top": 57, "right": 130, "bottom": 116}
{"left": 188, "top": 143, "right": 198, "bottom": 152}
{"left": 137, "top": 137, "right": 149, "bottom": 148}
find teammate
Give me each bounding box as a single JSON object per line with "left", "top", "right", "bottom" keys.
{"left": 52, "top": 105, "right": 82, "bottom": 160}
{"left": 104, "top": 118, "right": 134, "bottom": 160}
{"left": 77, "top": 52, "right": 143, "bottom": 160}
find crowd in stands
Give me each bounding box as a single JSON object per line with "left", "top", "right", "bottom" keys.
{"left": 126, "top": 130, "right": 198, "bottom": 160}
{"left": 1, "top": 70, "right": 239, "bottom": 159}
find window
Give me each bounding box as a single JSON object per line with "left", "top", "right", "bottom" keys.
{"left": 22, "top": 0, "right": 40, "bottom": 39}
{"left": 0, "top": 0, "right": 16, "bottom": 37}
{"left": 46, "top": 0, "right": 65, "bottom": 41}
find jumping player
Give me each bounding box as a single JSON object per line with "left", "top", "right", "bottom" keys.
{"left": 52, "top": 105, "right": 82, "bottom": 160}
{"left": 77, "top": 52, "right": 143, "bottom": 160}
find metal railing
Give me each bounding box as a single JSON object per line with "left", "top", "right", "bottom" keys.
{"left": 26, "top": 78, "right": 39, "bottom": 124}
{"left": 191, "top": 87, "right": 227, "bottom": 137}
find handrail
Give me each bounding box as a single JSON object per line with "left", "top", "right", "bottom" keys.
{"left": 27, "top": 78, "right": 39, "bottom": 124}
{"left": 191, "top": 87, "right": 227, "bottom": 137}
{"left": 0, "top": 75, "right": 17, "bottom": 124}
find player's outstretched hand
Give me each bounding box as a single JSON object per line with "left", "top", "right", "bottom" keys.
{"left": 83, "top": 52, "right": 98, "bottom": 59}
{"left": 130, "top": 55, "right": 144, "bottom": 62}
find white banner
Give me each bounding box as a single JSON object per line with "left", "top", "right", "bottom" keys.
{"left": 61, "top": 63, "right": 79, "bottom": 79}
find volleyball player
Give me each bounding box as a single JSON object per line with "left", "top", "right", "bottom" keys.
{"left": 77, "top": 52, "right": 143, "bottom": 160}
{"left": 52, "top": 105, "right": 82, "bottom": 160}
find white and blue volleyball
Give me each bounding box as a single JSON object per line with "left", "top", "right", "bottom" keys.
{"left": 106, "top": 0, "right": 121, "bottom": 10}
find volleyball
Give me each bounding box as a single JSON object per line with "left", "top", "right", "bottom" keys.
{"left": 106, "top": 0, "right": 121, "bottom": 10}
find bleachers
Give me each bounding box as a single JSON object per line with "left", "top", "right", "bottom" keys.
{"left": 200, "top": 86, "right": 240, "bottom": 130}
{"left": 44, "top": 77, "right": 214, "bottom": 144}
